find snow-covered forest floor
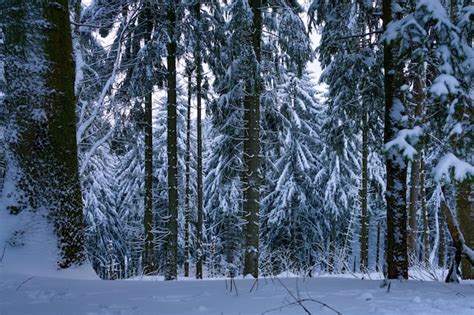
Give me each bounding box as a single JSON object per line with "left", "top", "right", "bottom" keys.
{"left": 2, "top": 202, "right": 473, "bottom": 315}
{"left": 1, "top": 268, "right": 473, "bottom": 315}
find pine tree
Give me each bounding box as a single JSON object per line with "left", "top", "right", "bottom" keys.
{"left": 3, "top": 0, "right": 85, "bottom": 267}
{"left": 194, "top": 0, "right": 205, "bottom": 280}
{"left": 382, "top": 0, "right": 409, "bottom": 279}
{"left": 142, "top": 3, "right": 157, "bottom": 276}
{"left": 165, "top": 0, "right": 179, "bottom": 281}
{"left": 241, "top": 0, "right": 263, "bottom": 279}
{"left": 115, "top": 129, "right": 145, "bottom": 276}
{"left": 260, "top": 71, "right": 323, "bottom": 275}
{"left": 153, "top": 85, "right": 191, "bottom": 278}
{"left": 183, "top": 65, "right": 194, "bottom": 278}
{"left": 205, "top": 0, "right": 246, "bottom": 277}
{"left": 310, "top": 0, "right": 385, "bottom": 273}
{"left": 83, "top": 145, "right": 126, "bottom": 279}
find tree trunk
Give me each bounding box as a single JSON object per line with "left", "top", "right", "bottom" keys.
{"left": 439, "top": 205, "right": 446, "bottom": 268}
{"left": 165, "top": 2, "right": 178, "bottom": 281}
{"left": 4, "top": 0, "right": 86, "bottom": 268}
{"left": 194, "top": 0, "right": 204, "bottom": 280}
{"left": 440, "top": 186, "right": 474, "bottom": 282}
{"left": 142, "top": 5, "right": 156, "bottom": 275}
{"left": 451, "top": 0, "right": 473, "bottom": 281}
{"left": 383, "top": 0, "right": 408, "bottom": 279}
{"left": 376, "top": 221, "right": 381, "bottom": 272}
{"left": 408, "top": 69, "right": 425, "bottom": 259}
{"left": 360, "top": 110, "right": 369, "bottom": 272}
{"left": 408, "top": 157, "right": 420, "bottom": 257}
{"left": 243, "top": 0, "right": 262, "bottom": 279}
{"left": 457, "top": 180, "right": 473, "bottom": 279}
{"left": 420, "top": 154, "right": 430, "bottom": 266}
{"left": 328, "top": 221, "right": 337, "bottom": 273}
{"left": 184, "top": 68, "right": 192, "bottom": 278}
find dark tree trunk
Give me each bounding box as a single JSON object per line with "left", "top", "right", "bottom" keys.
{"left": 44, "top": 0, "right": 86, "bottom": 268}
{"left": 439, "top": 205, "right": 446, "bottom": 268}
{"left": 360, "top": 110, "right": 369, "bottom": 272}
{"left": 420, "top": 154, "right": 430, "bottom": 266}
{"left": 408, "top": 70, "right": 425, "bottom": 259}
{"left": 440, "top": 186, "right": 474, "bottom": 282}
{"left": 243, "top": 0, "right": 262, "bottom": 279}
{"left": 184, "top": 68, "right": 192, "bottom": 278}
{"left": 194, "top": 1, "right": 204, "bottom": 280}
{"left": 451, "top": 0, "right": 473, "bottom": 281}
{"left": 4, "top": 0, "right": 86, "bottom": 268}
{"left": 408, "top": 157, "right": 420, "bottom": 256}
{"left": 142, "top": 5, "right": 156, "bottom": 275}
{"left": 165, "top": 2, "right": 178, "bottom": 281}
{"left": 457, "top": 180, "right": 473, "bottom": 279}
{"left": 382, "top": 0, "right": 408, "bottom": 279}
{"left": 376, "top": 221, "right": 381, "bottom": 272}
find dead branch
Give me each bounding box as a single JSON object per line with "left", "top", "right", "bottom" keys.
{"left": 264, "top": 277, "right": 341, "bottom": 315}
{"left": 16, "top": 277, "right": 34, "bottom": 291}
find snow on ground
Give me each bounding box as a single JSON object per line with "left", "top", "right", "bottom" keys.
{"left": 1, "top": 269, "right": 473, "bottom": 315}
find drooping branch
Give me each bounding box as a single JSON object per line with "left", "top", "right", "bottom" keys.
{"left": 334, "top": 29, "right": 382, "bottom": 41}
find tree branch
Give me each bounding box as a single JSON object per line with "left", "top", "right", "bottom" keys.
{"left": 334, "top": 29, "right": 383, "bottom": 41}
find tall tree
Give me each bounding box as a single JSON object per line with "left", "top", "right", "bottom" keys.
{"left": 260, "top": 71, "right": 323, "bottom": 275}
{"left": 446, "top": 0, "right": 473, "bottom": 280}
{"left": 242, "top": 0, "right": 262, "bottom": 279}
{"left": 184, "top": 65, "right": 193, "bottom": 278}
{"left": 142, "top": 3, "right": 157, "bottom": 275}
{"left": 3, "top": 0, "right": 85, "bottom": 267}
{"left": 382, "top": 0, "right": 409, "bottom": 279}
{"left": 310, "top": 0, "right": 385, "bottom": 273}
{"left": 205, "top": 0, "right": 247, "bottom": 277}
{"left": 194, "top": 0, "right": 205, "bottom": 280}
{"left": 165, "top": 0, "right": 179, "bottom": 281}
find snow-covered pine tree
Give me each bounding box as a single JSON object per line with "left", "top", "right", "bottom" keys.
{"left": 82, "top": 143, "right": 126, "bottom": 279}
{"left": 114, "top": 128, "right": 145, "bottom": 277}
{"left": 309, "top": 0, "right": 385, "bottom": 273}
{"left": 72, "top": 1, "right": 130, "bottom": 279}
{"left": 206, "top": 0, "right": 318, "bottom": 277}
{"left": 257, "top": 0, "right": 319, "bottom": 275}
{"left": 204, "top": 0, "right": 251, "bottom": 278}
{"left": 80, "top": 0, "right": 173, "bottom": 277}
{"left": 153, "top": 84, "right": 196, "bottom": 277}
{"left": 418, "top": 0, "right": 474, "bottom": 280}
{"left": 379, "top": 0, "right": 473, "bottom": 280}
{"left": 260, "top": 71, "right": 324, "bottom": 275}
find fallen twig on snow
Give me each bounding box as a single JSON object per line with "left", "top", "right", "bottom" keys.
{"left": 16, "top": 276, "right": 34, "bottom": 291}
{"left": 0, "top": 243, "right": 7, "bottom": 263}
{"left": 262, "top": 277, "right": 341, "bottom": 315}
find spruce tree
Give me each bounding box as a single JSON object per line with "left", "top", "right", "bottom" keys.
{"left": 165, "top": 0, "right": 179, "bottom": 281}
{"left": 3, "top": 0, "right": 85, "bottom": 268}
{"left": 382, "top": 0, "right": 409, "bottom": 279}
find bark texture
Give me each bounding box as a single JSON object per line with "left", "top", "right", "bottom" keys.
{"left": 4, "top": 0, "right": 86, "bottom": 268}
{"left": 165, "top": 2, "right": 178, "bottom": 281}
{"left": 243, "top": 0, "right": 262, "bottom": 279}
{"left": 382, "top": 0, "right": 408, "bottom": 279}
{"left": 360, "top": 110, "right": 368, "bottom": 272}
{"left": 194, "top": 0, "right": 204, "bottom": 280}
{"left": 184, "top": 68, "right": 192, "bottom": 278}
